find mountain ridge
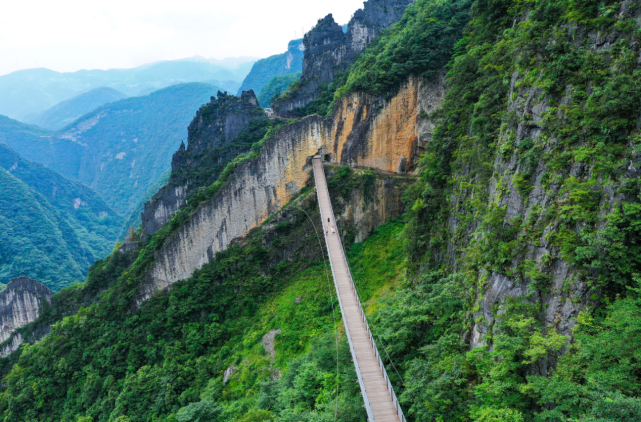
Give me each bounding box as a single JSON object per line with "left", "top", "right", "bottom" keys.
{"left": 0, "top": 59, "right": 256, "bottom": 121}
{"left": 24, "top": 87, "right": 128, "bottom": 131}
{"left": 1, "top": 83, "right": 222, "bottom": 216}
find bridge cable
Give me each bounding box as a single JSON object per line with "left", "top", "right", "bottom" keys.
{"left": 298, "top": 205, "right": 340, "bottom": 422}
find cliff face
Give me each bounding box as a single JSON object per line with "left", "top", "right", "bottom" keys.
{"left": 141, "top": 91, "right": 265, "bottom": 236}
{"left": 272, "top": 0, "right": 415, "bottom": 116}
{"left": 0, "top": 277, "right": 51, "bottom": 357}
{"left": 137, "top": 76, "right": 442, "bottom": 304}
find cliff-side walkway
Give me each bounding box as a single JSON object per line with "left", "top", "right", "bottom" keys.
{"left": 312, "top": 156, "right": 405, "bottom": 422}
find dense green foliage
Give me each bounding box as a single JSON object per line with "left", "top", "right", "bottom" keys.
{"left": 236, "top": 40, "right": 303, "bottom": 97}
{"left": 2, "top": 83, "right": 221, "bottom": 216}
{"left": 344, "top": 0, "right": 473, "bottom": 96}
{"left": 271, "top": 72, "right": 349, "bottom": 118}
{"left": 257, "top": 73, "right": 300, "bottom": 108}
{"left": 0, "top": 144, "right": 122, "bottom": 291}
{"left": 26, "top": 87, "right": 128, "bottom": 130}
{"left": 384, "top": 0, "right": 641, "bottom": 420}
{"left": 0, "top": 169, "right": 397, "bottom": 422}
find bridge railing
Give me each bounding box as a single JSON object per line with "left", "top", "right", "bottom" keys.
{"left": 313, "top": 157, "right": 406, "bottom": 422}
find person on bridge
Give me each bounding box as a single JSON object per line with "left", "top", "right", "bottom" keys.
{"left": 331, "top": 226, "right": 336, "bottom": 234}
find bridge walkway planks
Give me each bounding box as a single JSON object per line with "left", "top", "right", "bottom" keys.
{"left": 312, "top": 157, "right": 404, "bottom": 422}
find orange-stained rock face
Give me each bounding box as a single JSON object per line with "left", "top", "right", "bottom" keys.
{"left": 139, "top": 76, "right": 445, "bottom": 303}
{"left": 330, "top": 77, "right": 421, "bottom": 173}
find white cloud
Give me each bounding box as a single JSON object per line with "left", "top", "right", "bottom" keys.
{"left": 0, "top": 0, "right": 365, "bottom": 76}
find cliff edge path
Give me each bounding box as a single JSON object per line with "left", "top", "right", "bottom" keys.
{"left": 312, "top": 156, "right": 405, "bottom": 422}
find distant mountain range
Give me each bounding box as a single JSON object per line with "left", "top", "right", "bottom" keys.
{"left": 0, "top": 57, "right": 257, "bottom": 121}
{"left": 25, "top": 87, "right": 128, "bottom": 130}
{"left": 0, "top": 143, "right": 122, "bottom": 292}
{"left": 0, "top": 83, "right": 221, "bottom": 216}
{"left": 237, "top": 39, "right": 304, "bottom": 98}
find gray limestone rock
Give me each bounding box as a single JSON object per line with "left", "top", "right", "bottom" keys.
{"left": 272, "top": 0, "right": 415, "bottom": 116}
{"left": 141, "top": 90, "right": 265, "bottom": 236}
{"left": 0, "top": 276, "right": 51, "bottom": 357}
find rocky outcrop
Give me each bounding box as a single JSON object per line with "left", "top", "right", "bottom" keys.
{"left": 137, "top": 75, "right": 443, "bottom": 304}
{"left": 0, "top": 277, "right": 51, "bottom": 357}
{"left": 141, "top": 90, "right": 265, "bottom": 236}
{"left": 273, "top": 0, "right": 415, "bottom": 116}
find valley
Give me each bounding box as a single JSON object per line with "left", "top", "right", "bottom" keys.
{"left": 0, "top": 0, "right": 640, "bottom": 421}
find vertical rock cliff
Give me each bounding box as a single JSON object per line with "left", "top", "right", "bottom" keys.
{"left": 138, "top": 76, "right": 443, "bottom": 304}
{"left": 141, "top": 90, "right": 266, "bottom": 236}
{"left": 272, "top": 0, "right": 415, "bottom": 116}
{"left": 0, "top": 277, "right": 51, "bottom": 357}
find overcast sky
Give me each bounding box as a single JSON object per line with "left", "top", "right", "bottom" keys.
{"left": 0, "top": 0, "right": 365, "bottom": 76}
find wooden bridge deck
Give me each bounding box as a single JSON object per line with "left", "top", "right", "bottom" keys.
{"left": 312, "top": 157, "right": 403, "bottom": 422}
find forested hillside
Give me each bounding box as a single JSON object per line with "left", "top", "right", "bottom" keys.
{"left": 258, "top": 73, "right": 300, "bottom": 107}
{"left": 2, "top": 83, "right": 221, "bottom": 216}
{"left": 25, "top": 88, "right": 128, "bottom": 131}
{"left": 1, "top": 0, "right": 641, "bottom": 421}
{"left": 237, "top": 40, "right": 303, "bottom": 97}
{"left": 0, "top": 115, "right": 52, "bottom": 155}
{"left": 0, "top": 144, "right": 122, "bottom": 292}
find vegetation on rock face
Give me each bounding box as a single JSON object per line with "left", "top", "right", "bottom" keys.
{"left": 392, "top": 0, "right": 641, "bottom": 419}
{"left": 0, "top": 144, "right": 122, "bottom": 292}
{"left": 271, "top": 0, "right": 472, "bottom": 117}
{"left": 343, "top": 0, "right": 473, "bottom": 96}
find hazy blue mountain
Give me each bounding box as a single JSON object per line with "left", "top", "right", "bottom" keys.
{"left": 177, "top": 56, "right": 258, "bottom": 81}
{"left": 0, "top": 115, "right": 52, "bottom": 155}
{"left": 0, "top": 58, "right": 257, "bottom": 121}
{"left": 1, "top": 83, "right": 221, "bottom": 216}
{"left": 257, "top": 72, "right": 301, "bottom": 107}
{"left": 0, "top": 143, "right": 122, "bottom": 292}
{"left": 24, "top": 87, "right": 128, "bottom": 130}
{"left": 237, "top": 39, "right": 304, "bottom": 96}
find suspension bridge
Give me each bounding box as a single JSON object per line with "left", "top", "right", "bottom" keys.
{"left": 312, "top": 156, "right": 406, "bottom": 422}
